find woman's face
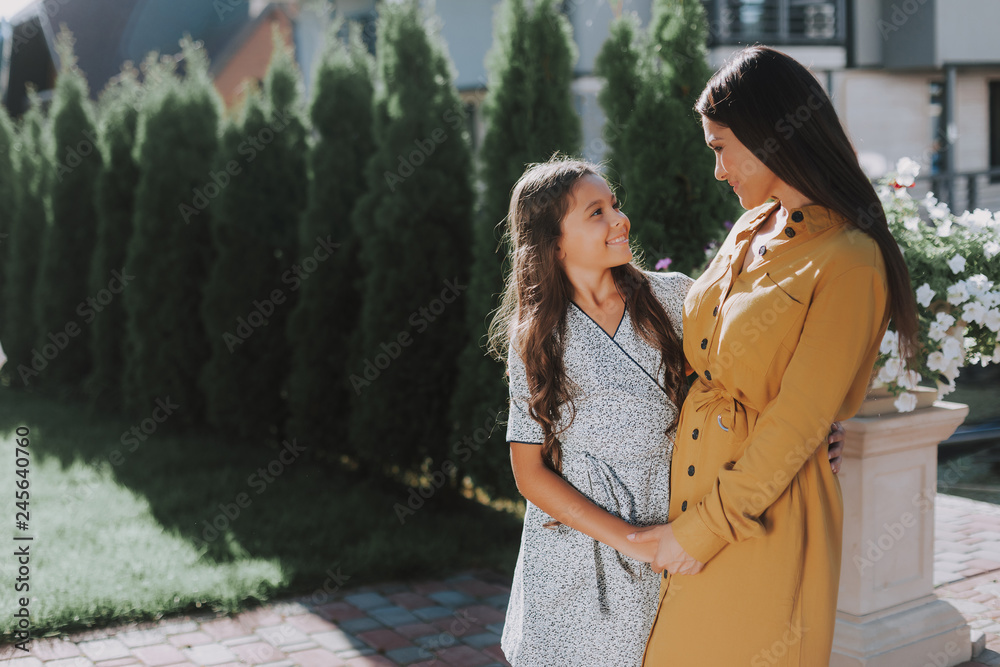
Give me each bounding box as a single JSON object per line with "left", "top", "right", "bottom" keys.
{"left": 556, "top": 174, "right": 632, "bottom": 272}
{"left": 703, "top": 117, "right": 781, "bottom": 210}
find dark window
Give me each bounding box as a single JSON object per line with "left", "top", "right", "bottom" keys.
{"left": 990, "top": 81, "right": 1000, "bottom": 184}
{"left": 930, "top": 81, "right": 946, "bottom": 176}
{"left": 704, "top": 0, "right": 843, "bottom": 45}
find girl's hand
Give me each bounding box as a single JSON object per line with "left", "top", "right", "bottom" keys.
{"left": 627, "top": 523, "right": 704, "bottom": 575}
{"left": 828, "top": 421, "right": 845, "bottom": 475}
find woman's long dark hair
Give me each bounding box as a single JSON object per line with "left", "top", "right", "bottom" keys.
{"left": 488, "top": 157, "right": 687, "bottom": 473}
{"left": 695, "top": 46, "right": 919, "bottom": 361}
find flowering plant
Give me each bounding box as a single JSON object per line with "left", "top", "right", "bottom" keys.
{"left": 872, "top": 158, "right": 1000, "bottom": 412}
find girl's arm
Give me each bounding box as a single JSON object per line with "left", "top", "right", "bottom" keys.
{"left": 510, "top": 441, "right": 658, "bottom": 563}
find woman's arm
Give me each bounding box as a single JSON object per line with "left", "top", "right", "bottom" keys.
{"left": 510, "top": 441, "right": 658, "bottom": 564}
{"left": 633, "top": 266, "right": 887, "bottom": 572}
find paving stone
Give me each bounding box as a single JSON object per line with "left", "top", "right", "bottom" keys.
{"left": 237, "top": 608, "right": 284, "bottom": 630}
{"left": 394, "top": 623, "right": 441, "bottom": 640}
{"left": 79, "top": 639, "right": 131, "bottom": 662}
{"left": 284, "top": 614, "right": 338, "bottom": 635}
{"left": 481, "top": 644, "right": 511, "bottom": 665}
{"left": 356, "top": 628, "right": 413, "bottom": 652}
{"left": 427, "top": 592, "right": 477, "bottom": 609}
{"left": 255, "top": 624, "right": 310, "bottom": 648}
{"left": 158, "top": 622, "right": 201, "bottom": 637}
{"left": 409, "top": 581, "right": 451, "bottom": 595}
{"left": 30, "top": 638, "right": 83, "bottom": 660}
{"left": 342, "top": 655, "right": 398, "bottom": 666}
{"left": 344, "top": 593, "right": 392, "bottom": 611}
{"left": 200, "top": 618, "right": 250, "bottom": 641}
{"left": 2, "top": 657, "right": 43, "bottom": 667}
{"left": 93, "top": 661, "right": 142, "bottom": 667}
{"left": 482, "top": 594, "right": 509, "bottom": 610}
{"left": 384, "top": 646, "right": 434, "bottom": 665}
{"left": 387, "top": 592, "right": 437, "bottom": 610}
{"left": 220, "top": 634, "right": 260, "bottom": 647}
{"left": 275, "top": 640, "right": 318, "bottom": 654}
{"left": 131, "top": 643, "right": 186, "bottom": 666}
{"left": 182, "top": 644, "right": 238, "bottom": 666}
{"left": 454, "top": 606, "right": 507, "bottom": 626}
{"left": 333, "top": 648, "right": 377, "bottom": 660}
{"left": 283, "top": 647, "right": 346, "bottom": 667}
{"left": 435, "top": 645, "right": 492, "bottom": 666}
{"left": 461, "top": 633, "right": 501, "bottom": 649}
{"left": 46, "top": 659, "right": 96, "bottom": 667}
{"left": 335, "top": 618, "right": 384, "bottom": 634}
{"left": 316, "top": 603, "right": 367, "bottom": 622}
{"left": 451, "top": 580, "right": 509, "bottom": 600}
{"left": 311, "top": 630, "right": 368, "bottom": 653}
{"left": 228, "top": 641, "right": 287, "bottom": 665}
{"left": 412, "top": 607, "right": 457, "bottom": 622}
{"left": 117, "top": 630, "right": 168, "bottom": 649}
{"left": 267, "top": 601, "right": 311, "bottom": 617}
{"left": 370, "top": 606, "right": 421, "bottom": 627}
{"left": 166, "top": 632, "right": 214, "bottom": 648}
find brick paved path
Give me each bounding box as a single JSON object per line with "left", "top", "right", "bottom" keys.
{"left": 3, "top": 493, "right": 1000, "bottom": 667}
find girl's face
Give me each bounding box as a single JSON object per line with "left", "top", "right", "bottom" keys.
{"left": 556, "top": 174, "right": 632, "bottom": 272}
{"left": 703, "top": 117, "right": 781, "bottom": 210}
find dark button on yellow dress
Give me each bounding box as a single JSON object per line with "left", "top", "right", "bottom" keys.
{"left": 642, "top": 202, "right": 890, "bottom": 666}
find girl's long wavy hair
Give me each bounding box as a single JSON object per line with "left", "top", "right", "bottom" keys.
{"left": 696, "top": 46, "right": 919, "bottom": 361}
{"left": 488, "top": 157, "right": 687, "bottom": 473}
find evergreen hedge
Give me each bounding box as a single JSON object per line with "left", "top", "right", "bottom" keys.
{"left": 450, "top": 0, "right": 581, "bottom": 499}
{"left": 123, "top": 40, "right": 220, "bottom": 425}
{"left": 84, "top": 67, "right": 142, "bottom": 411}
{"left": 3, "top": 99, "right": 50, "bottom": 386}
{"left": 348, "top": 0, "right": 475, "bottom": 484}
{"left": 199, "top": 37, "right": 309, "bottom": 442}
{"left": 32, "top": 31, "right": 103, "bottom": 390}
{"left": 596, "top": 0, "right": 736, "bottom": 275}
{"left": 286, "top": 23, "right": 374, "bottom": 460}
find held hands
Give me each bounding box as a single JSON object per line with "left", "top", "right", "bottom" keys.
{"left": 828, "top": 421, "right": 845, "bottom": 474}
{"left": 626, "top": 524, "right": 704, "bottom": 576}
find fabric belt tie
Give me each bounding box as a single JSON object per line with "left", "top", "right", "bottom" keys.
{"left": 687, "top": 379, "right": 750, "bottom": 445}
{"left": 583, "top": 450, "right": 641, "bottom": 615}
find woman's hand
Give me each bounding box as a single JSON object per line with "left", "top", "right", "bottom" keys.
{"left": 627, "top": 523, "right": 704, "bottom": 575}
{"left": 827, "top": 421, "right": 845, "bottom": 474}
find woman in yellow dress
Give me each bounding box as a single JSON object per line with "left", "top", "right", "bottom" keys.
{"left": 630, "top": 46, "right": 919, "bottom": 666}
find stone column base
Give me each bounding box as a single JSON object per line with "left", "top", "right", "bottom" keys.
{"left": 831, "top": 595, "right": 971, "bottom": 667}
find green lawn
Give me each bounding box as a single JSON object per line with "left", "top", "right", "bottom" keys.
{"left": 0, "top": 390, "right": 522, "bottom": 641}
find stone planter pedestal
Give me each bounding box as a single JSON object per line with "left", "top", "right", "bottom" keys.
{"left": 832, "top": 400, "right": 972, "bottom": 667}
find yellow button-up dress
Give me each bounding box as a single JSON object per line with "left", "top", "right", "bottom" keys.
{"left": 642, "top": 201, "right": 890, "bottom": 666}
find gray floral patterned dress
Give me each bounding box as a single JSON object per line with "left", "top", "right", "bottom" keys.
{"left": 500, "top": 271, "right": 693, "bottom": 667}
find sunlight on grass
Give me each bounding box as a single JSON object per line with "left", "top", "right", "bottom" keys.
{"left": 0, "top": 435, "right": 286, "bottom": 638}
{"left": 0, "top": 391, "right": 522, "bottom": 641}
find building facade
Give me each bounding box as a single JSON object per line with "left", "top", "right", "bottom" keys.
{"left": 3, "top": 0, "right": 997, "bottom": 212}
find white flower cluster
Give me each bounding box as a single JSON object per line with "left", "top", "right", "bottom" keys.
{"left": 871, "top": 158, "right": 1000, "bottom": 412}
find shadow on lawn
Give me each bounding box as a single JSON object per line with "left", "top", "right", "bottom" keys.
{"left": 0, "top": 387, "right": 522, "bottom": 603}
